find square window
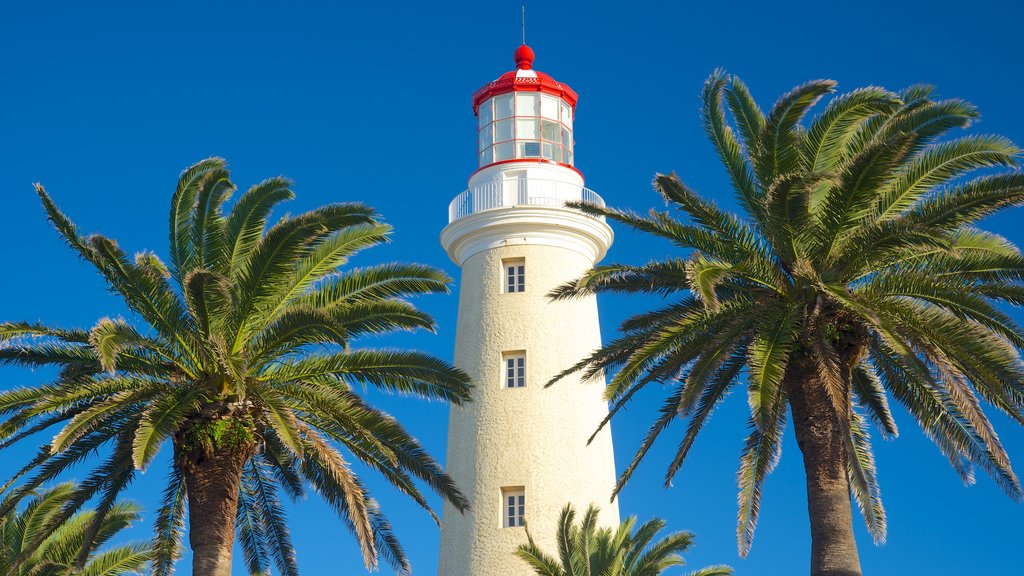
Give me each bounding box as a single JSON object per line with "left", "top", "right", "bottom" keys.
{"left": 516, "top": 118, "right": 538, "bottom": 140}
{"left": 502, "top": 487, "right": 526, "bottom": 528}
{"left": 494, "top": 119, "right": 514, "bottom": 142}
{"left": 542, "top": 120, "right": 560, "bottom": 142}
{"left": 519, "top": 141, "right": 541, "bottom": 158}
{"left": 495, "top": 94, "right": 514, "bottom": 119}
{"left": 479, "top": 123, "right": 493, "bottom": 149}
{"left": 494, "top": 142, "right": 514, "bottom": 162}
{"left": 502, "top": 352, "right": 526, "bottom": 388}
{"left": 515, "top": 92, "right": 538, "bottom": 116}
{"left": 503, "top": 259, "right": 525, "bottom": 293}
{"left": 541, "top": 142, "right": 554, "bottom": 160}
{"left": 541, "top": 95, "right": 560, "bottom": 119}
{"left": 479, "top": 98, "right": 493, "bottom": 127}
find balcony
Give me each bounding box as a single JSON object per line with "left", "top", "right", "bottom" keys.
{"left": 448, "top": 178, "right": 606, "bottom": 223}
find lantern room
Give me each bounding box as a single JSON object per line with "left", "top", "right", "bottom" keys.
{"left": 472, "top": 45, "right": 579, "bottom": 168}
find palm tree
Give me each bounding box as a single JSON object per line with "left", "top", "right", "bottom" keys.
{"left": 551, "top": 72, "right": 1024, "bottom": 575}
{"left": 0, "top": 482, "right": 150, "bottom": 576}
{"left": 0, "top": 158, "right": 473, "bottom": 576}
{"left": 515, "top": 504, "right": 731, "bottom": 576}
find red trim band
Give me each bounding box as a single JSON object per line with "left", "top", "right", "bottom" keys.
{"left": 470, "top": 158, "right": 585, "bottom": 180}
{"left": 472, "top": 70, "right": 579, "bottom": 115}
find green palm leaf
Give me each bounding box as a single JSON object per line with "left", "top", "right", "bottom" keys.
{"left": 169, "top": 157, "right": 227, "bottom": 282}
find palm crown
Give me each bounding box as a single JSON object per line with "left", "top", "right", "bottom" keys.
{"left": 553, "top": 72, "right": 1024, "bottom": 573}
{"left": 0, "top": 483, "right": 151, "bottom": 576}
{"left": 0, "top": 158, "right": 472, "bottom": 575}
{"left": 514, "top": 504, "right": 732, "bottom": 576}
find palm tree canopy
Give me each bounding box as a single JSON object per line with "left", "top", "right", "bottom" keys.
{"left": 514, "top": 504, "right": 732, "bottom": 576}
{"left": 551, "top": 72, "right": 1024, "bottom": 555}
{"left": 0, "top": 482, "right": 151, "bottom": 576}
{"left": 0, "top": 158, "right": 473, "bottom": 575}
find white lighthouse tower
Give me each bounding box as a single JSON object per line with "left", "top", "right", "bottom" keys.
{"left": 437, "top": 45, "right": 620, "bottom": 575}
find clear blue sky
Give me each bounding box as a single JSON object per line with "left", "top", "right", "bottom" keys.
{"left": 2, "top": 1, "right": 1022, "bottom": 574}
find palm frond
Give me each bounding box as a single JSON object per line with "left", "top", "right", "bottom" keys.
{"left": 803, "top": 86, "right": 901, "bottom": 174}
{"left": 874, "top": 135, "right": 1020, "bottom": 221}
{"left": 846, "top": 409, "right": 886, "bottom": 543}
{"left": 754, "top": 79, "right": 836, "bottom": 184}
{"left": 225, "top": 177, "right": 295, "bottom": 276}
{"left": 169, "top": 158, "right": 227, "bottom": 282}
{"left": 151, "top": 463, "right": 186, "bottom": 576}
{"left": 263, "top": 350, "right": 472, "bottom": 404}
{"left": 702, "top": 70, "right": 762, "bottom": 220}
{"left": 746, "top": 304, "right": 799, "bottom": 428}
{"left": 724, "top": 74, "right": 766, "bottom": 151}
{"left": 548, "top": 260, "right": 691, "bottom": 301}
{"left": 736, "top": 408, "right": 786, "bottom": 558}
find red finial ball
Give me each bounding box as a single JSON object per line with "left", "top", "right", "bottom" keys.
{"left": 514, "top": 44, "right": 535, "bottom": 70}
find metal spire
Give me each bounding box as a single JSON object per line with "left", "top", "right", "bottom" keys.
{"left": 521, "top": 3, "right": 526, "bottom": 45}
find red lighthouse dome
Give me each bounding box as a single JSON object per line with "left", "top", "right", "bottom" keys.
{"left": 472, "top": 45, "right": 578, "bottom": 168}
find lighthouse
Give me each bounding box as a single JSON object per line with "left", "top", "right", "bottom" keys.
{"left": 437, "top": 45, "right": 620, "bottom": 575}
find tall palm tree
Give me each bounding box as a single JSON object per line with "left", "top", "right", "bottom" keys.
{"left": 0, "top": 158, "right": 472, "bottom": 576}
{"left": 0, "top": 482, "right": 150, "bottom": 576}
{"left": 551, "top": 72, "right": 1024, "bottom": 575}
{"left": 515, "top": 504, "right": 731, "bottom": 576}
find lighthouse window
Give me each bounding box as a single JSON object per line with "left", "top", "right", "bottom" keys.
{"left": 503, "top": 259, "right": 525, "bottom": 293}
{"left": 503, "top": 352, "right": 526, "bottom": 388}
{"left": 479, "top": 124, "right": 492, "bottom": 149}
{"left": 516, "top": 118, "right": 538, "bottom": 140}
{"left": 494, "top": 142, "right": 515, "bottom": 162}
{"left": 520, "top": 141, "right": 541, "bottom": 158}
{"left": 541, "top": 120, "right": 559, "bottom": 141}
{"left": 495, "top": 94, "right": 514, "bottom": 119}
{"left": 479, "top": 98, "right": 493, "bottom": 127}
{"left": 542, "top": 142, "right": 554, "bottom": 161}
{"left": 541, "top": 94, "right": 560, "bottom": 119}
{"left": 515, "top": 92, "right": 538, "bottom": 116}
{"left": 494, "top": 119, "right": 514, "bottom": 142}
{"left": 502, "top": 487, "right": 526, "bottom": 528}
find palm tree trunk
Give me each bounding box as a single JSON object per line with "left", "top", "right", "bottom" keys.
{"left": 785, "top": 361, "right": 862, "bottom": 576}
{"left": 177, "top": 439, "right": 255, "bottom": 576}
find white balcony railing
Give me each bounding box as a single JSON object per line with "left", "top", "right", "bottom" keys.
{"left": 447, "top": 178, "right": 606, "bottom": 223}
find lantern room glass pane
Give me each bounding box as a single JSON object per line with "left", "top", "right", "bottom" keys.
{"left": 515, "top": 92, "right": 538, "bottom": 116}
{"left": 480, "top": 146, "right": 493, "bottom": 166}
{"left": 519, "top": 141, "right": 541, "bottom": 158}
{"left": 561, "top": 102, "right": 572, "bottom": 126}
{"left": 540, "top": 95, "right": 559, "bottom": 119}
{"left": 479, "top": 123, "right": 493, "bottom": 149}
{"left": 495, "top": 94, "right": 514, "bottom": 119}
{"left": 542, "top": 120, "right": 560, "bottom": 142}
{"left": 494, "top": 142, "right": 514, "bottom": 162}
{"left": 494, "top": 119, "right": 514, "bottom": 142}
{"left": 479, "top": 98, "right": 493, "bottom": 127}
{"left": 516, "top": 118, "right": 538, "bottom": 140}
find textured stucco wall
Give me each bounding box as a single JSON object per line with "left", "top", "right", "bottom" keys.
{"left": 437, "top": 242, "right": 620, "bottom": 575}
